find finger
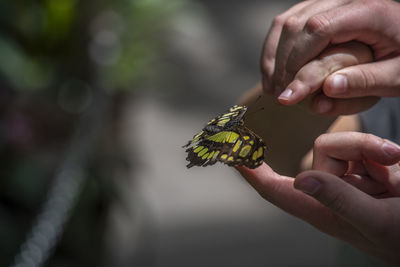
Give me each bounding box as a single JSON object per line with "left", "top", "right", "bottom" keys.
{"left": 261, "top": 0, "right": 315, "bottom": 93}
{"left": 364, "top": 158, "right": 400, "bottom": 196}
{"left": 312, "top": 132, "right": 400, "bottom": 177}
{"left": 341, "top": 173, "right": 387, "bottom": 196}
{"left": 274, "top": 0, "right": 350, "bottom": 91}
{"left": 278, "top": 41, "right": 373, "bottom": 105}
{"left": 295, "top": 170, "right": 388, "bottom": 234}
{"left": 362, "top": 158, "right": 390, "bottom": 184}
{"left": 310, "top": 93, "right": 379, "bottom": 116}
{"left": 285, "top": 2, "right": 380, "bottom": 86}
{"left": 236, "top": 163, "right": 298, "bottom": 204}
{"left": 386, "top": 163, "right": 400, "bottom": 196}
{"left": 343, "top": 159, "right": 387, "bottom": 195}
{"left": 238, "top": 164, "right": 371, "bottom": 246}
{"left": 323, "top": 58, "right": 400, "bottom": 98}
{"left": 347, "top": 160, "right": 368, "bottom": 176}
{"left": 341, "top": 158, "right": 387, "bottom": 195}
{"left": 236, "top": 163, "right": 331, "bottom": 219}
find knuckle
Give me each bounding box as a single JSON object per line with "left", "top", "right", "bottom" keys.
{"left": 361, "top": 133, "right": 377, "bottom": 144}
{"left": 363, "top": 0, "right": 387, "bottom": 15}
{"left": 260, "top": 59, "right": 273, "bottom": 79}
{"left": 313, "top": 134, "right": 328, "bottom": 150}
{"left": 357, "top": 68, "right": 377, "bottom": 91}
{"left": 282, "top": 16, "right": 302, "bottom": 34}
{"left": 305, "top": 14, "right": 332, "bottom": 37}
{"left": 361, "top": 133, "right": 380, "bottom": 153}
{"left": 260, "top": 57, "right": 270, "bottom": 73}
{"left": 272, "top": 14, "right": 286, "bottom": 28}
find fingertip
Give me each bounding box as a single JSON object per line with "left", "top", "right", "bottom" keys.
{"left": 359, "top": 136, "right": 400, "bottom": 165}
{"left": 295, "top": 170, "right": 382, "bottom": 226}
{"left": 277, "top": 80, "right": 311, "bottom": 105}
{"left": 235, "top": 165, "right": 249, "bottom": 174}
{"left": 294, "top": 175, "right": 322, "bottom": 195}
{"left": 295, "top": 170, "right": 330, "bottom": 197}
{"left": 324, "top": 73, "right": 348, "bottom": 96}
{"left": 382, "top": 140, "right": 400, "bottom": 161}
{"left": 277, "top": 88, "right": 293, "bottom": 104}
{"left": 235, "top": 162, "right": 270, "bottom": 177}
{"left": 235, "top": 163, "right": 279, "bottom": 193}
{"left": 324, "top": 63, "right": 398, "bottom": 98}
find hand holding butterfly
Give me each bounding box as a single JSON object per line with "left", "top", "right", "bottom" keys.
{"left": 261, "top": 0, "right": 400, "bottom": 115}
{"left": 236, "top": 132, "right": 400, "bottom": 265}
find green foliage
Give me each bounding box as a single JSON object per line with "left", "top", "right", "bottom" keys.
{"left": 97, "top": 0, "right": 187, "bottom": 91}
{"left": 0, "top": 0, "right": 186, "bottom": 93}
{"left": 0, "top": 37, "right": 51, "bottom": 91}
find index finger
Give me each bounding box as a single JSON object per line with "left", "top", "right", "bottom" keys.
{"left": 278, "top": 41, "right": 373, "bottom": 105}
{"left": 236, "top": 164, "right": 335, "bottom": 221}
{"left": 312, "top": 132, "right": 400, "bottom": 176}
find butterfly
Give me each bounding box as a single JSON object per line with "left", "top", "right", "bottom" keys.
{"left": 183, "top": 105, "right": 266, "bottom": 169}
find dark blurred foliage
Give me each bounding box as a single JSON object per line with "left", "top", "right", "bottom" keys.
{"left": 0, "top": 0, "right": 184, "bottom": 266}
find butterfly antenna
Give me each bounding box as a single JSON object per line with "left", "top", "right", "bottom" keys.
{"left": 248, "top": 95, "right": 262, "bottom": 108}
{"left": 243, "top": 94, "right": 264, "bottom": 119}
{"left": 244, "top": 107, "right": 264, "bottom": 118}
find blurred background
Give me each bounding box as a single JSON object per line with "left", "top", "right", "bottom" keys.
{"left": 0, "top": 0, "right": 388, "bottom": 267}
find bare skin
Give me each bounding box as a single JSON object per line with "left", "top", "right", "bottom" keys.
{"left": 238, "top": 34, "right": 400, "bottom": 264}
{"left": 236, "top": 132, "right": 400, "bottom": 265}
{"left": 261, "top": 0, "right": 400, "bottom": 115}
{"left": 277, "top": 41, "right": 378, "bottom": 115}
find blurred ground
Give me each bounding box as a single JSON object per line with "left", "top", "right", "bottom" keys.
{"left": 106, "top": 1, "right": 346, "bottom": 266}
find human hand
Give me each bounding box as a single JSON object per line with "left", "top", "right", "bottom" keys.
{"left": 276, "top": 41, "right": 379, "bottom": 115}
{"left": 262, "top": 0, "right": 400, "bottom": 106}
{"left": 237, "top": 132, "right": 400, "bottom": 264}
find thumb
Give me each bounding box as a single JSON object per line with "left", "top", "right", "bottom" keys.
{"left": 323, "top": 58, "right": 400, "bottom": 98}
{"left": 294, "top": 170, "right": 385, "bottom": 232}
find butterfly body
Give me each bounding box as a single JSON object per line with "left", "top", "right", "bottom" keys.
{"left": 183, "top": 105, "right": 266, "bottom": 169}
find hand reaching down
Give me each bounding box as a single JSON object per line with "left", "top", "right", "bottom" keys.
{"left": 261, "top": 0, "right": 400, "bottom": 113}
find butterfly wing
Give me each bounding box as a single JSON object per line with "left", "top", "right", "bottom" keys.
{"left": 185, "top": 126, "right": 266, "bottom": 169}
{"left": 184, "top": 105, "right": 265, "bottom": 169}
{"left": 215, "top": 126, "right": 266, "bottom": 169}
{"left": 203, "top": 105, "right": 247, "bottom": 132}
{"left": 183, "top": 105, "right": 247, "bottom": 148}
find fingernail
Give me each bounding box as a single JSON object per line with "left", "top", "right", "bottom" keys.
{"left": 278, "top": 88, "right": 293, "bottom": 101}
{"left": 295, "top": 177, "right": 321, "bottom": 195}
{"left": 316, "top": 98, "right": 333, "bottom": 113}
{"left": 331, "top": 74, "right": 347, "bottom": 94}
{"left": 382, "top": 140, "right": 400, "bottom": 158}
